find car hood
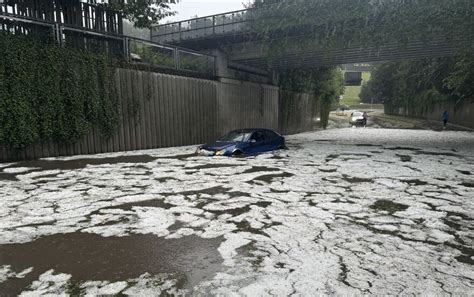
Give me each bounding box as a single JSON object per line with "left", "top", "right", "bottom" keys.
{"left": 351, "top": 116, "right": 364, "bottom": 120}
{"left": 201, "top": 141, "right": 238, "bottom": 150}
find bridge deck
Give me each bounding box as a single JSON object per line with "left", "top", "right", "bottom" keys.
{"left": 151, "top": 8, "right": 473, "bottom": 70}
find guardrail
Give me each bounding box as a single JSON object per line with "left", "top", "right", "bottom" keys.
{"left": 0, "top": 12, "right": 215, "bottom": 76}
{"left": 151, "top": 9, "right": 251, "bottom": 43}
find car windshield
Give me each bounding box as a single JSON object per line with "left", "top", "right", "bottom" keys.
{"left": 218, "top": 131, "right": 252, "bottom": 142}
{"left": 352, "top": 112, "right": 363, "bottom": 117}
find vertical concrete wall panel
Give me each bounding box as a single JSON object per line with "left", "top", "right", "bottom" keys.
{"left": 156, "top": 74, "right": 165, "bottom": 148}
{"left": 1, "top": 69, "right": 289, "bottom": 162}
{"left": 125, "top": 70, "right": 136, "bottom": 151}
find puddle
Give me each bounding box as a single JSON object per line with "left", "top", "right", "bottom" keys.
{"left": 319, "top": 168, "right": 337, "bottom": 173}
{"left": 396, "top": 154, "right": 412, "bottom": 162}
{"left": 251, "top": 172, "right": 294, "bottom": 184}
{"left": 173, "top": 153, "right": 197, "bottom": 160}
{"left": 370, "top": 200, "right": 409, "bottom": 214}
{"left": 342, "top": 175, "right": 373, "bottom": 183}
{"left": 0, "top": 233, "right": 223, "bottom": 295}
{"left": 243, "top": 166, "right": 281, "bottom": 174}
{"left": 455, "top": 255, "right": 474, "bottom": 265}
{"left": 206, "top": 201, "right": 271, "bottom": 217}
{"left": 189, "top": 164, "right": 239, "bottom": 170}
{"left": 403, "top": 165, "right": 422, "bottom": 172}
{"left": 370, "top": 151, "right": 383, "bottom": 154}
{"left": 385, "top": 147, "right": 421, "bottom": 151}
{"left": 403, "top": 179, "right": 429, "bottom": 186}
{"left": 326, "top": 153, "right": 372, "bottom": 162}
{"left": 233, "top": 219, "right": 281, "bottom": 237}
{"left": 415, "top": 151, "right": 461, "bottom": 158}
{"left": 325, "top": 154, "right": 340, "bottom": 162}
{"left": 270, "top": 189, "right": 290, "bottom": 194}
{"left": 460, "top": 181, "right": 474, "bottom": 188}
{"left": 356, "top": 144, "right": 382, "bottom": 147}
{"left": 109, "top": 198, "right": 175, "bottom": 211}
{"left": 0, "top": 172, "right": 18, "bottom": 181}
{"left": 175, "top": 186, "right": 231, "bottom": 197}
{"left": 269, "top": 155, "right": 286, "bottom": 160}
{"left": 155, "top": 177, "right": 180, "bottom": 183}
{"left": 4, "top": 155, "right": 158, "bottom": 172}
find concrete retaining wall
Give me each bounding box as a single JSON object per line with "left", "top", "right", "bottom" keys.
{"left": 387, "top": 100, "right": 474, "bottom": 129}
{"left": 217, "top": 82, "right": 279, "bottom": 137}
{"left": 278, "top": 91, "right": 320, "bottom": 135}
{"left": 0, "top": 69, "right": 282, "bottom": 162}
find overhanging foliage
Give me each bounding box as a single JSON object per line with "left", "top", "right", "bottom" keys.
{"left": 0, "top": 33, "right": 118, "bottom": 149}
{"left": 362, "top": 55, "right": 474, "bottom": 114}
{"left": 249, "top": 0, "right": 474, "bottom": 50}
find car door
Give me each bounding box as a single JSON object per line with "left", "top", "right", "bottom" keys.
{"left": 263, "top": 130, "right": 282, "bottom": 151}
{"left": 247, "top": 131, "right": 267, "bottom": 155}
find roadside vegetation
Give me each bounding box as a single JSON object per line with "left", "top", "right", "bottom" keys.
{"left": 0, "top": 1, "right": 177, "bottom": 149}
{"left": 360, "top": 55, "right": 474, "bottom": 115}
{"left": 278, "top": 68, "right": 345, "bottom": 129}
{"left": 247, "top": 0, "right": 473, "bottom": 127}
{"left": 0, "top": 33, "right": 118, "bottom": 149}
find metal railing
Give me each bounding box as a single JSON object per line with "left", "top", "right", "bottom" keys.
{"left": 151, "top": 9, "right": 251, "bottom": 43}
{"left": 0, "top": 12, "right": 216, "bottom": 76}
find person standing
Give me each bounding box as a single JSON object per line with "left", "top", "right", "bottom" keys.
{"left": 442, "top": 111, "right": 449, "bottom": 129}
{"left": 363, "top": 111, "right": 368, "bottom": 127}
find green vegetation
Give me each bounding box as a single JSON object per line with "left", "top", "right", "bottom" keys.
{"left": 106, "top": 0, "right": 177, "bottom": 28}
{"left": 129, "top": 41, "right": 214, "bottom": 74}
{"left": 0, "top": 32, "right": 118, "bottom": 149}
{"left": 246, "top": 0, "right": 472, "bottom": 127}
{"left": 340, "top": 95, "right": 361, "bottom": 107}
{"left": 362, "top": 72, "right": 371, "bottom": 82}
{"left": 249, "top": 0, "right": 473, "bottom": 53}
{"left": 361, "top": 55, "right": 474, "bottom": 115}
{"left": 129, "top": 41, "right": 175, "bottom": 68}
{"left": 278, "top": 68, "right": 345, "bottom": 128}
{"left": 341, "top": 71, "right": 371, "bottom": 106}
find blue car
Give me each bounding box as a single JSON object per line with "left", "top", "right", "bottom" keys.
{"left": 196, "top": 128, "right": 286, "bottom": 157}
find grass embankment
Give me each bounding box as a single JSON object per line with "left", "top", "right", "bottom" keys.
{"left": 340, "top": 72, "right": 372, "bottom": 108}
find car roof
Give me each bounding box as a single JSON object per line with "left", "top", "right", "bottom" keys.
{"left": 230, "top": 128, "right": 276, "bottom": 133}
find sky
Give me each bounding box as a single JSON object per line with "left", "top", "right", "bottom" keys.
{"left": 161, "top": 0, "right": 249, "bottom": 23}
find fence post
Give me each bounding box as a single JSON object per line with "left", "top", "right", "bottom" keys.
{"left": 123, "top": 37, "right": 129, "bottom": 61}
{"left": 54, "top": 23, "right": 63, "bottom": 44}
{"left": 212, "top": 16, "right": 215, "bottom": 34}
{"left": 175, "top": 48, "right": 180, "bottom": 70}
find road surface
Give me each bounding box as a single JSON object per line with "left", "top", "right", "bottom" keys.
{"left": 1, "top": 128, "right": 473, "bottom": 295}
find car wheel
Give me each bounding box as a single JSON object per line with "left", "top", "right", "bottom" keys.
{"left": 232, "top": 150, "right": 244, "bottom": 157}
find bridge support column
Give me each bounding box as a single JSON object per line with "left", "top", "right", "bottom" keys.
{"left": 211, "top": 49, "right": 232, "bottom": 79}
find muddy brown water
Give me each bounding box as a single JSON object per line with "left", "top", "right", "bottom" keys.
{"left": 0, "top": 153, "right": 198, "bottom": 178}
{"left": 0, "top": 233, "right": 223, "bottom": 295}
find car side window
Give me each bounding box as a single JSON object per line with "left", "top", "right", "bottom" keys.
{"left": 250, "top": 131, "right": 265, "bottom": 142}
{"left": 264, "top": 130, "right": 278, "bottom": 140}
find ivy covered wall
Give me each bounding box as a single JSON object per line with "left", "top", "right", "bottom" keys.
{"left": 0, "top": 32, "right": 118, "bottom": 149}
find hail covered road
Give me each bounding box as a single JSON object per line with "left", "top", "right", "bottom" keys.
{"left": 0, "top": 128, "right": 473, "bottom": 295}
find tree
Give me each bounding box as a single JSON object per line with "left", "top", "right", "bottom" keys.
{"left": 106, "top": 0, "right": 178, "bottom": 28}
{"left": 278, "top": 67, "right": 345, "bottom": 129}
{"left": 247, "top": 0, "right": 474, "bottom": 51}
{"left": 363, "top": 55, "right": 473, "bottom": 116}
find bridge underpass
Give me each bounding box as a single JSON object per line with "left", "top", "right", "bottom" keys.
{"left": 151, "top": 7, "right": 473, "bottom": 74}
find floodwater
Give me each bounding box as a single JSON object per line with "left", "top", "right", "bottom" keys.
{"left": 0, "top": 234, "right": 223, "bottom": 295}
{"left": 0, "top": 128, "right": 473, "bottom": 295}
